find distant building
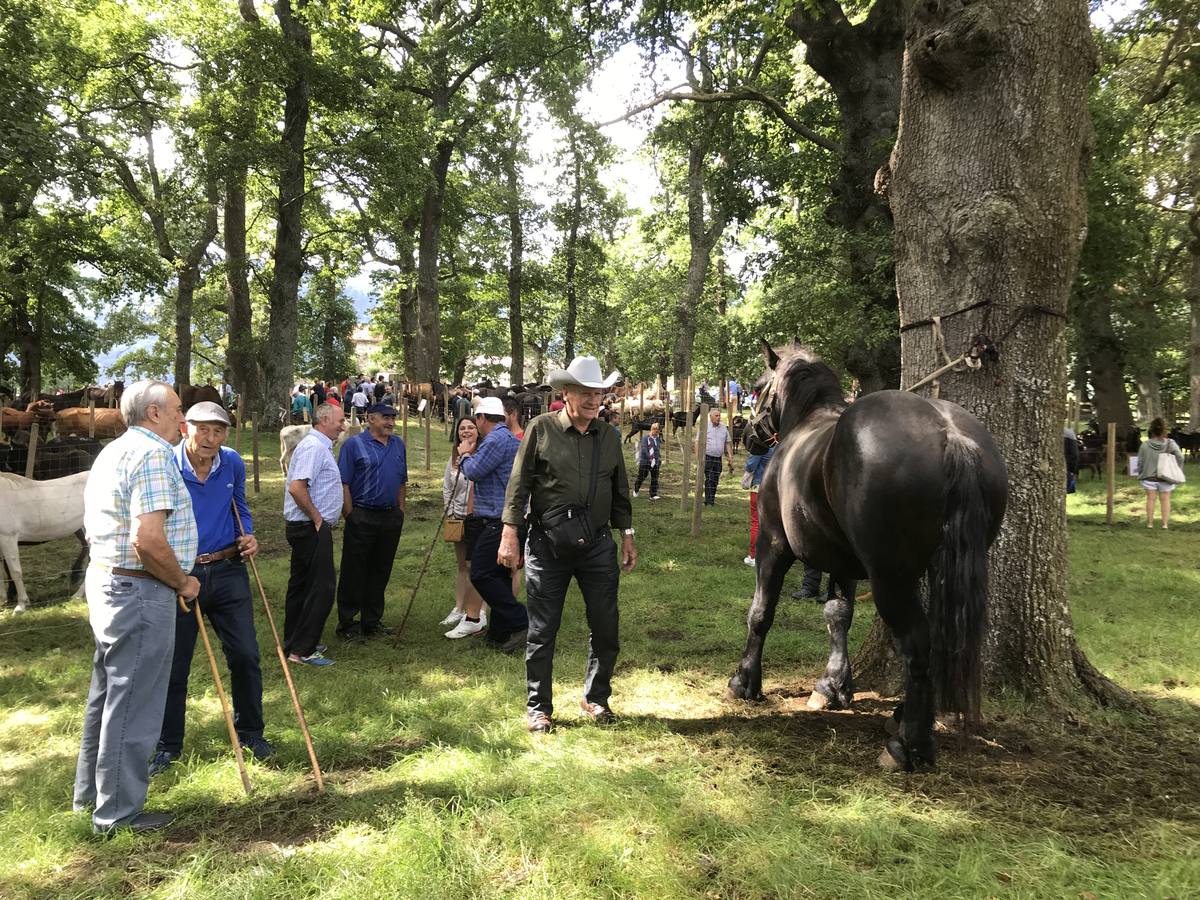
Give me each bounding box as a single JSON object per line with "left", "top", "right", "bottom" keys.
{"left": 351, "top": 325, "right": 383, "bottom": 372}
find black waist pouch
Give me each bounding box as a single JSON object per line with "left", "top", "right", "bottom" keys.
{"left": 539, "top": 504, "right": 594, "bottom": 558}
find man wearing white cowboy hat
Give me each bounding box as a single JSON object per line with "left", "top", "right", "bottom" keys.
{"left": 501, "top": 356, "right": 636, "bottom": 734}
{"left": 459, "top": 395, "right": 528, "bottom": 652}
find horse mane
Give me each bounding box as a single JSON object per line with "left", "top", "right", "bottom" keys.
{"left": 773, "top": 345, "right": 845, "bottom": 423}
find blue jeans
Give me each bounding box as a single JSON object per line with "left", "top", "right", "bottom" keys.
{"left": 466, "top": 517, "right": 528, "bottom": 641}
{"left": 524, "top": 527, "right": 620, "bottom": 717}
{"left": 157, "top": 559, "right": 264, "bottom": 754}
{"left": 74, "top": 566, "right": 177, "bottom": 828}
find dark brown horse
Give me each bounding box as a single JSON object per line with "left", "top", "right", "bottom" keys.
{"left": 729, "top": 341, "right": 1008, "bottom": 771}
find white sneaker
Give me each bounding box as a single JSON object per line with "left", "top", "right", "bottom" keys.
{"left": 743, "top": 555, "right": 755, "bottom": 566}
{"left": 446, "top": 614, "right": 487, "bottom": 639}
{"left": 440, "top": 607, "right": 464, "bottom": 627}
{"left": 632, "top": 490, "right": 639, "bottom": 498}
{"left": 650, "top": 495, "right": 662, "bottom": 501}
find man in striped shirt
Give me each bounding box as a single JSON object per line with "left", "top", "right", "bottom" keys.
{"left": 459, "top": 396, "right": 528, "bottom": 652}
{"left": 74, "top": 380, "right": 199, "bottom": 835}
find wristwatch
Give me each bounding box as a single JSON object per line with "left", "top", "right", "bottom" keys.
{"left": 622, "top": 528, "right": 635, "bottom": 537}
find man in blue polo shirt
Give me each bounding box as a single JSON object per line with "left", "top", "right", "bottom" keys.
{"left": 148, "top": 401, "right": 271, "bottom": 777}
{"left": 459, "top": 396, "right": 528, "bottom": 652}
{"left": 336, "top": 403, "right": 408, "bottom": 640}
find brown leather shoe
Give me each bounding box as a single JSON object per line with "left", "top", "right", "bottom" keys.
{"left": 579, "top": 699, "right": 616, "bottom": 724}
{"left": 527, "top": 711, "right": 553, "bottom": 733}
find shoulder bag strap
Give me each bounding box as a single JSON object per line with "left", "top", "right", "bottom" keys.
{"left": 586, "top": 427, "right": 602, "bottom": 510}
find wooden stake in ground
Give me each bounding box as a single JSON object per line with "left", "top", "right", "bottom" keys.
{"left": 235, "top": 396, "right": 244, "bottom": 454}
{"left": 180, "top": 594, "right": 253, "bottom": 795}
{"left": 663, "top": 380, "right": 672, "bottom": 465}
{"left": 251, "top": 411, "right": 260, "bottom": 495}
{"left": 423, "top": 401, "right": 431, "bottom": 471}
{"left": 1106, "top": 422, "right": 1116, "bottom": 525}
{"left": 88, "top": 398, "right": 95, "bottom": 439}
{"left": 691, "top": 403, "right": 709, "bottom": 536}
{"left": 402, "top": 398, "right": 409, "bottom": 445}
{"left": 680, "top": 377, "right": 693, "bottom": 511}
{"left": 24, "top": 422, "right": 39, "bottom": 479}
{"left": 232, "top": 503, "right": 325, "bottom": 792}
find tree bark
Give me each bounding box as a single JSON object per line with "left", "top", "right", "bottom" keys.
{"left": 563, "top": 138, "right": 582, "bottom": 364}
{"left": 262, "top": 0, "right": 311, "bottom": 426}
{"left": 174, "top": 266, "right": 197, "bottom": 387}
{"left": 1075, "top": 288, "right": 1134, "bottom": 426}
{"left": 412, "top": 137, "right": 452, "bottom": 383}
{"left": 880, "top": 0, "right": 1128, "bottom": 707}
{"left": 787, "top": 0, "right": 907, "bottom": 393}
{"left": 504, "top": 129, "right": 524, "bottom": 385}
{"left": 1187, "top": 134, "right": 1200, "bottom": 430}
{"left": 1134, "top": 367, "right": 1163, "bottom": 424}
{"left": 224, "top": 165, "right": 256, "bottom": 409}
{"left": 398, "top": 240, "right": 417, "bottom": 381}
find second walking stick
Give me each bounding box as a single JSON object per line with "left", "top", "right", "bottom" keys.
{"left": 232, "top": 503, "right": 325, "bottom": 792}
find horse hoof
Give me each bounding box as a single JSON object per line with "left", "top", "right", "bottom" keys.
{"left": 806, "top": 691, "right": 830, "bottom": 710}
{"left": 877, "top": 747, "right": 903, "bottom": 772}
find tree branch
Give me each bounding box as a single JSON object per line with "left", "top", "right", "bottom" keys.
{"left": 597, "top": 87, "right": 837, "bottom": 153}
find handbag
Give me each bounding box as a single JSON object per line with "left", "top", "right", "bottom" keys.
{"left": 443, "top": 518, "right": 464, "bottom": 542}
{"left": 539, "top": 430, "right": 602, "bottom": 558}
{"left": 1155, "top": 448, "right": 1186, "bottom": 484}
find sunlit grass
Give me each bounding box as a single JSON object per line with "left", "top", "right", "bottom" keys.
{"left": 1, "top": 435, "right": 1198, "bottom": 898}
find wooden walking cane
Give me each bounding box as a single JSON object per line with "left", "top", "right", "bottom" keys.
{"left": 177, "top": 593, "right": 253, "bottom": 796}
{"left": 231, "top": 503, "right": 325, "bottom": 792}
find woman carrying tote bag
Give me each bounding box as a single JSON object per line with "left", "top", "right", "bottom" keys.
{"left": 441, "top": 417, "right": 487, "bottom": 637}
{"left": 1136, "top": 417, "right": 1186, "bottom": 529}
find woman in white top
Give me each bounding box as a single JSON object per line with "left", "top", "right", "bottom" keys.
{"left": 441, "top": 417, "right": 487, "bottom": 637}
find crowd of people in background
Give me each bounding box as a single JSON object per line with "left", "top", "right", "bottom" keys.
{"left": 73, "top": 366, "right": 781, "bottom": 835}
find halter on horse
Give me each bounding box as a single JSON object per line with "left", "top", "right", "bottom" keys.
{"left": 729, "top": 341, "right": 1008, "bottom": 771}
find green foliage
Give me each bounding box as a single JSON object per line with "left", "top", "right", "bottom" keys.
{"left": 296, "top": 269, "right": 358, "bottom": 382}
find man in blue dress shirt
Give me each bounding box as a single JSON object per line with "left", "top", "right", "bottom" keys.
{"left": 148, "top": 401, "right": 270, "bottom": 777}
{"left": 336, "top": 403, "right": 408, "bottom": 640}
{"left": 459, "top": 396, "right": 528, "bottom": 652}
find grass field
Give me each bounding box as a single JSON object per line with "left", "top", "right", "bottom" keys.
{"left": 2, "top": 430, "right": 1198, "bottom": 899}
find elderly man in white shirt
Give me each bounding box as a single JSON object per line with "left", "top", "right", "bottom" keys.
{"left": 699, "top": 407, "right": 733, "bottom": 506}
{"left": 282, "top": 402, "right": 346, "bottom": 666}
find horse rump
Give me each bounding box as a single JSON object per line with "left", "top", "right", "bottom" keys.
{"left": 926, "top": 434, "right": 996, "bottom": 722}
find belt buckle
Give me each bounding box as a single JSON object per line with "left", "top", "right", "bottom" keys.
{"left": 196, "top": 552, "right": 214, "bottom": 565}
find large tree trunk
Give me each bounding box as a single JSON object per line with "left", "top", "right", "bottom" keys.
{"left": 1076, "top": 288, "right": 1134, "bottom": 426}
{"left": 881, "top": 0, "right": 1126, "bottom": 707}
{"left": 787, "top": 0, "right": 906, "bottom": 393}
{"left": 563, "top": 143, "right": 582, "bottom": 364}
{"left": 412, "top": 138, "right": 452, "bottom": 383}
{"left": 504, "top": 136, "right": 524, "bottom": 386}
{"left": 225, "top": 0, "right": 261, "bottom": 412}
{"left": 174, "top": 266, "right": 198, "bottom": 386}
{"left": 1187, "top": 134, "right": 1200, "bottom": 430}
{"left": 398, "top": 243, "right": 417, "bottom": 381}
{"left": 672, "top": 140, "right": 727, "bottom": 383}
{"left": 9, "top": 257, "right": 39, "bottom": 397}
{"left": 225, "top": 167, "right": 257, "bottom": 409}
{"left": 1134, "top": 366, "right": 1163, "bottom": 424}
{"left": 262, "top": 0, "right": 310, "bottom": 427}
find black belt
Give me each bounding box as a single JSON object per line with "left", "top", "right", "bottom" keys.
{"left": 356, "top": 504, "right": 397, "bottom": 511}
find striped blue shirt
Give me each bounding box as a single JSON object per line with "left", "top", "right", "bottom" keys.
{"left": 284, "top": 429, "right": 343, "bottom": 524}
{"left": 460, "top": 423, "right": 520, "bottom": 518}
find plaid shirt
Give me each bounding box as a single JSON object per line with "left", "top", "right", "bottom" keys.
{"left": 84, "top": 426, "right": 198, "bottom": 571}
{"left": 284, "top": 429, "right": 344, "bottom": 524}
{"left": 460, "top": 423, "right": 519, "bottom": 518}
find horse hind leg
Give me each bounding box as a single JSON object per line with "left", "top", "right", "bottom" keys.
{"left": 872, "top": 579, "right": 937, "bottom": 772}
{"left": 728, "top": 542, "right": 795, "bottom": 701}
{"left": 807, "top": 575, "right": 858, "bottom": 710}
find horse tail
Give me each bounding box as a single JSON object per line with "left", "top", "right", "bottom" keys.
{"left": 928, "top": 434, "right": 992, "bottom": 721}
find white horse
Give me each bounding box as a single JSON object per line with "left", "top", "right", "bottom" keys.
{"left": 0, "top": 471, "right": 89, "bottom": 613}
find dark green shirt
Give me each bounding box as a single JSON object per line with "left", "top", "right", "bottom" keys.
{"left": 503, "top": 410, "right": 633, "bottom": 532}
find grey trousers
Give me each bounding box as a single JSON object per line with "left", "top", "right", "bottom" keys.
{"left": 73, "top": 566, "right": 177, "bottom": 828}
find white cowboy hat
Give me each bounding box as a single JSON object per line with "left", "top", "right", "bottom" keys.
{"left": 548, "top": 356, "right": 621, "bottom": 390}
